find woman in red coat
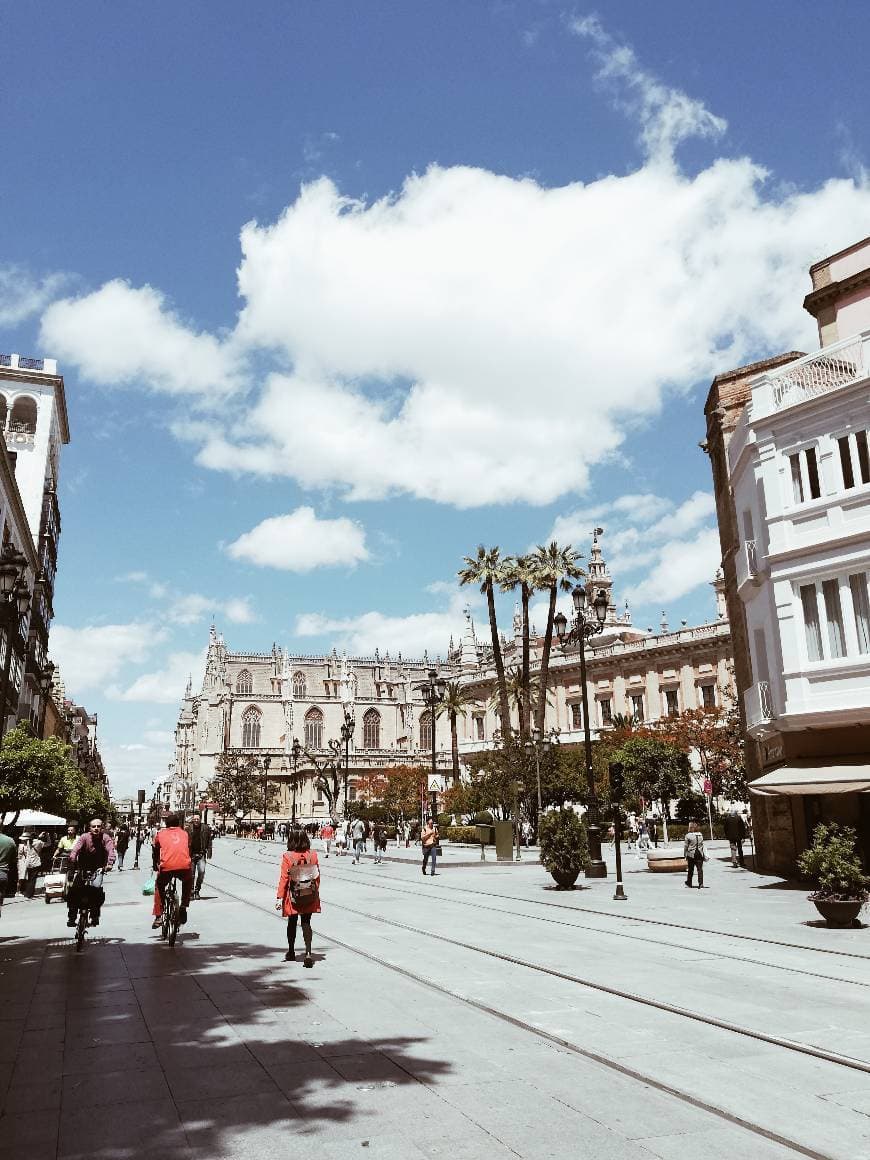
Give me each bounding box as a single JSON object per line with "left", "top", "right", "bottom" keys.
{"left": 276, "top": 828, "right": 321, "bottom": 966}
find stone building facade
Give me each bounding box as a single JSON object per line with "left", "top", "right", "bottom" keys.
{"left": 172, "top": 627, "right": 454, "bottom": 823}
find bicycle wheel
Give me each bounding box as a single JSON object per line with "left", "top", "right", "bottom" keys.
{"left": 75, "top": 907, "right": 87, "bottom": 952}
{"left": 167, "top": 896, "right": 179, "bottom": 946}
{"left": 160, "top": 893, "right": 171, "bottom": 940}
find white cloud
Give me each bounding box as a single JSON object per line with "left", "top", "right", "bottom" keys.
{"left": 226, "top": 506, "right": 369, "bottom": 572}
{"left": 545, "top": 489, "right": 722, "bottom": 615}
{"left": 570, "top": 15, "right": 727, "bottom": 162}
{"left": 294, "top": 588, "right": 469, "bottom": 655}
{"left": 42, "top": 18, "right": 870, "bottom": 511}
{"left": 0, "top": 265, "right": 70, "bottom": 326}
{"left": 49, "top": 623, "right": 161, "bottom": 694}
{"left": 166, "top": 592, "right": 256, "bottom": 626}
{"left": 40, "top": 280, "right": 242, "bottom": 397}
{"left": 100, "top": 742, "right": 172, "bottom": 799}
{"left": 106, "top": 649, "right": 206, "bottom": 704}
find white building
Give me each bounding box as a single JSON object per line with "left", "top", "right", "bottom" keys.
{"left": 721, "top": 236, "right": 870, "bottom": 866}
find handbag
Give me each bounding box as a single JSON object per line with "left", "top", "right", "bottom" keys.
{"left": 142, "top": 874, "right": 156, "bottom": 896}
{"left": 288, "top": 855, "right": 319, "bottom": 908}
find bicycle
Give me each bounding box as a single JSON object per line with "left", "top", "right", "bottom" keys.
{"left": 72, "top": 869, "right": 103, "bottom": 953}
{"left": 160, "top": 873, "right": 183, "bottom": 946}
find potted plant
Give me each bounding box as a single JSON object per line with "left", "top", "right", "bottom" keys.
{"left": 797, "top": 823, "right": 869, "bottom": 928}
{"left": 539, "top": 809, "right": 588, "bottom": 889}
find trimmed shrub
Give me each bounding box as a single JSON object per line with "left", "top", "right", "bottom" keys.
{"left": 539, "top": 809, "right": 588, "bottom": 888}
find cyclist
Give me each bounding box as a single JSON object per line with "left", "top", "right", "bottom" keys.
{"left": 186, "top": 815, "right": 212, "bottom": 899}
{"left": 151, "top": 812, "right": 193, "bottom": 929}
{"left": 66, "top": 819, "right": 116, "bottom": 927}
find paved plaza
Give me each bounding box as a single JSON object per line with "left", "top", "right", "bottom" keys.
{"left": 1, "top": 840, "right": 868, "bottom": 1160}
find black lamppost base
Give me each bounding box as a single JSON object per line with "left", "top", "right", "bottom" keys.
{"left": 613, "top": 883, "right": 628, "bottom": 900}
{"left": 585, "top": 860, "right": 608, "bottom": 879}
{"left": 585, "top": 822, "right": 608, "bottom": 878}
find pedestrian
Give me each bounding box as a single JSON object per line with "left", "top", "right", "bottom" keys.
{"left": 372, "top": 821, "right": 385, "bottom": 864}
{"left": 320, "top": 819, "right": 335, "bottom": 858}
{"left": 421, "top": 817, "right": 438, "bottom": 876}
{"left": 684, "top": 821, "right": 706, "bottom": 888}
{"left": 350, "top": 816, "right": 365, "bottom": 864}
{"left": 115, "top": 823, "right": 130, "bottom": 871}
{"left": 636, "top": 820, "right": 650, "bottom": 861}
{"left": 648, "top": 816, "right": 658, "bottom": 848}
{"left": 57, "top": 825, "right": 78, "bottom": 856}
{"left": 276, "top": 828, "right": 320, "bottom": 967}
{"left": 0, "top": 825, "right": 16, "bottom": 918}
{"left": 17, "top": 833, "right": 41, "bottom": 899}
{"left": 723, "top": 807, "right": 747, "bottom": 868}
{"left": 626, "top": 814, "right": 637, "bottom": 850}
{"left": 187, "top": 815, "right": 212, "bottom": 898}
{"left": 335, "top": 823, "right": 347, "bottom": 856}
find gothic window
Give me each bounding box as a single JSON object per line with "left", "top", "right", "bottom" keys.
{"left": 236, "top": 669, "right": 252, "bottom": 695}
{"left": 363, "top": 708, "right": 380, "bottom": 750}
{"left": 305, "top": 707, "right": 323, "bottom": 750}
{"left": 293, "top": 671, "right": 307, "bottom": 699}
{"left": 241, "top": 706, "right": 261, "bottom": 748}
{"left": 419, "top": 710, "right": 433, "bottom": 751}
{"left": 9, "top": 396, "right": 37, "bottom": 434}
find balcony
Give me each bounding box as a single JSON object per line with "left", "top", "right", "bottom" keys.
{"left": 744, "top": 680, "right": 775, "bottom": 737}
{"left": 751, "top": 332, "right": 867, "bottom": 419}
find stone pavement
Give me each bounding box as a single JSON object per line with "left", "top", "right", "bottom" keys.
{"left": 0, "top": 843, "right": 867, "bottom": 1160}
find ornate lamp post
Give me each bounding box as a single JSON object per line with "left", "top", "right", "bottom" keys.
{"left": 37, "top": 660, "right": 55, "bottom": 737}
{"left": 337, "top": 709, "right": 355, "bottom": 817}
{"left": 290, "top": 737, "right": 302, "bottom": 826}
{"left": 554, "top": 583, "right": 609, "bottom": 879}
{"left": 414, "top": 668, "right": 446, "bottom": 822}
{"left": 261, "top": 754, "right": 271, "bottom": 830}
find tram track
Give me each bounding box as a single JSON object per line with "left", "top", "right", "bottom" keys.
{"left": 213, "top": 850, "right": 870, "bottom": 1075}
{"left": 206, "top": 856, "right": 855, "bottom": 1160}
{"left": 230, "top": 844, "right": 870, "bottom": 991}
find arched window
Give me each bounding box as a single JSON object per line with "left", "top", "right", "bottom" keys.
{"left": 0, "top": 396, "right": 7, "bottom": 429}
{"left": 236, "top": 669, "right": 252, "bottom": 695}
{"left": 305, "top": 707, "right": 323, "bottom": 750}
{"left": 419, "top": 710, "right": 433, "bottom": 752}
{"left": 241, "top": 706, "right": 261, "bottom": 748}
{"left": 293, "top": 671, "right": 306, "bottom": 699}
{"left": 9, "top": 396, "right": 37, "bottom": 435}
{"left": 363, "top": 708, "right": 380, "bottom": 750}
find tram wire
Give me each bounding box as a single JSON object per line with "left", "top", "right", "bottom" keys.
{"left": 206, "top": 861, "right": 845, "bottom": 1160}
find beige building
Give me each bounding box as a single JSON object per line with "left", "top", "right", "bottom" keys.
{"left": 455, "top": 535, "right": 734, "bottom": 760}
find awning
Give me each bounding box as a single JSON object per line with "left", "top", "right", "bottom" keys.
{"left": 750, "top": 760, "right": 870, "bottom": 796}
{"left": 1, "top": 810, "right": 70, "bottom": 827}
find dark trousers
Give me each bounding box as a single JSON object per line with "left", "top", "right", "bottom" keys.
{"left": 67, "top": 875, "right": 105, "bottom": 919}
{"left": 153, "top": 869, "right": 193, "bottom": 916}
{"left": 287, "top": 913, "right": 312, "bottom": 948}
{"left": 686, "top": 852, "right": 704, "bottom": 887}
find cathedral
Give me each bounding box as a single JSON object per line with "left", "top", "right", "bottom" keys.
{"left": 167, "top": 534, "right": 735, "bottom": 822}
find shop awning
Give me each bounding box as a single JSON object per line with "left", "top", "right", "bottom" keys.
{"left": 749, "top": 760, "right": 870, "bottom": 796}
{"left": 1, "top": 810, "right": 70, "bottom": 827}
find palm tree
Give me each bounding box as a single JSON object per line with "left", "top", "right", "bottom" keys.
{"left": 459, "top": 545, "right": 512, "bottom": 740}
{"left": 532, "top": 541, "right": 584, "bottom": 736}
{"left": 500, "top": 554, "right": 537, "bottom": 740}
{"left": 437, "top": 681, "right": 475, "bottom": 783}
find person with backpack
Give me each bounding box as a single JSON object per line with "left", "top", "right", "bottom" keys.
{"left": 276, "top": 828, "right": 320, "bottom": 967}
{"left": 115, "top": 824, "right": 130, "bottom": 871}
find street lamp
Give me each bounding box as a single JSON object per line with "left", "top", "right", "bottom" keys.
{"left": 340, "top": 709, "right": 354, "bottom": 817}
{"left": 528, "top": 727, "right": 558, "bottom": 820}
{"left": 291, "top": 737, "right": 302, "bottom": 826}
{"left": 414, "top": 668, "right": 446, "bottom": 824}
{"left": 261, "top": 754, "right": 271, "bottom": 831}
{"left": 0, "top": 547, "right": 30, "bottom": 742}
{"left": 37, "top": 661, "right": 55, "bottom": 738}
{"left": 553, "top": 582, "right": 610, "bottom": 879}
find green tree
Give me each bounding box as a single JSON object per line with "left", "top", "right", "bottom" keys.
{"left": 206, "top": 752, "right": 282, "bottom": 821}
{"left": 437, "top": 680, "right": 475, "bottom": 783}
{"left": 532, "top": 542, "right": 583, "bottom": 736}
{"left": 0, "top": 726, "right": 105, "bottom": 825}
{"left": 607, "top": 734, "right": 692, "bottom": 842}
{"left": 458, "top": 545, "right": 512, "bottom": 740}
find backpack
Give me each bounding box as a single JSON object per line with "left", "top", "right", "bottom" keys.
{"left": 288, "top": 854, "right": 319, "bottom": 909}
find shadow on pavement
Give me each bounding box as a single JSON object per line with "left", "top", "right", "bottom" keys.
{"left": 0, "top": 933, "right": 453, "bottom": 1159}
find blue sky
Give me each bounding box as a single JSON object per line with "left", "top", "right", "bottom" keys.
{"left": 2, "top": 2, "right": 870, "bottom": 797}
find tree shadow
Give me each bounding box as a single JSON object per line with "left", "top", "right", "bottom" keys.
{"left": 751, "top": 878, "right": 807, "bottom": 890}
{"left": 0, "top": 932, "right": 454, "bottom": 1159}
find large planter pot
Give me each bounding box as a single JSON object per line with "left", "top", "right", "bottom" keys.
{"left": 551, "top": 868, "right": 581, "bottom": 889}
{"left": 811, "top": 896, "right": 865, "bottom": 928}
{"left": 647, "top": 847, "right": 688, "bottom": 873}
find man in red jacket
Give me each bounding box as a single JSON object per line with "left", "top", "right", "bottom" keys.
{"left": 151, "top": 813, "right": 193, "bottom": 929}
